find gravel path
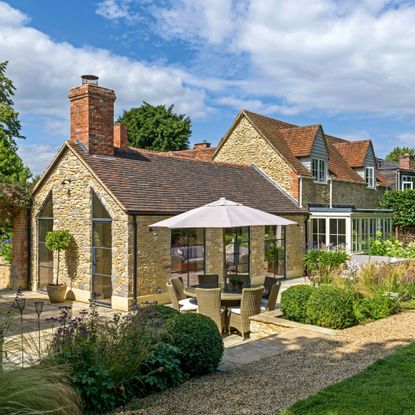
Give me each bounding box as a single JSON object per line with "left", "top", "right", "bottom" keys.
{"left": 118, "top": 311, "right": 415, "bottom": 415}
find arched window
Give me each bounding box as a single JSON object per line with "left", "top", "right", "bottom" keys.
{"left": 38, "top": 195, "right": 53, "bottom": 289}
{"left": 92, "top": 191, "right": 112, "bottom": 305}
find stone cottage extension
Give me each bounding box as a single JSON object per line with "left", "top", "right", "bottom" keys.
{"left": 29, "top": 77, "right": 307, "bottom": 310}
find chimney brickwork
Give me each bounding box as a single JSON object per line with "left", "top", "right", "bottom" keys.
{"left": 399, "top": 154, "right": 414, "bottom": 170}
{"left": 194, "top": 141, "right": 211, "bottom": 149}
{"left": 114, "top": 123, "right": 128, "bottom": 149}
{"left": 68, "top": 82, "right": 116, "bottom": 156}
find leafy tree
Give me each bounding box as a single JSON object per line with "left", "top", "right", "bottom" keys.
{"left": 117, "top": 102, "right": 191, "bottom": 151}
{"left": 385, "top": 146, "right": 415, "bottom": 162}
{"left": 381, "top": 190, "right": 415, "bottom": 228}
{"left": 0, "top": 61, "right": 31, "bottom": 255}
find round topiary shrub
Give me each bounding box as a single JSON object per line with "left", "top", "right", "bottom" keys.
{"left": 166, "top": 313, "right": 224, "bottom": 377}
{"left": 142, "top": 304, "right": 180, "bottom": 321}
{"left": 280, "top": 284, "right": 315, "bottom": 323}
{"left": 306, "top": 285, "right": 357, "bottom": 329}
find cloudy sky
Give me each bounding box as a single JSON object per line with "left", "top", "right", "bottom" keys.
{"left": 2, "top": 0, "right": 415, "bottom": 174}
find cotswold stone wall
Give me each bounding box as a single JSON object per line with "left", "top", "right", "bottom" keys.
{"left": 301, "top": 178, "right": 385, "bottom": 209}
{"left": 213, "top": 117, "right": 296, "bottom": 196}
{"left": 0, "top": 257, "right": 10, "bottom": 289}
{"left": 284, "top": 215, "right": 306, "bottom": 278}
{"left": 31, "top": 148, "right": 130, "bottom": 307}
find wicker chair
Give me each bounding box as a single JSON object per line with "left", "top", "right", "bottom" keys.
{"left": 198, "top": 274, "right": 219, "bottom": 288}
{"left": 166, "top": 282, "right": 197, "bottom": 312}
{"left": 263, "top": 276, "right": 278, "bottom": 298}
{"left": 261, "top": 281, "right": 281, "bottom": 312}
{"left": 228, "top": 286, "right": 264, "bottom": 339}
{"left": 170, "top": 277, "right": 186, "bottom": 300}
{"left": 195, "top": 288, "right": 226, "bottom": 332}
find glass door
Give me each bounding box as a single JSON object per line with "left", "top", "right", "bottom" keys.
{"left": 224, "top": 227, "right": 250, "bottom": 280}
{"left": 92, "top": 192, "right": 112, "bottom": 305}
{"left": 38, "top": 196, "right": 53, "bottom": 290}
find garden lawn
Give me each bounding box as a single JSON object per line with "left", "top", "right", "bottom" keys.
{"left": 282, "top": 341, "right": 415, "bottom": 415}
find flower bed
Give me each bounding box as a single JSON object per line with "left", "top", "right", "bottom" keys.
{"left": 281, "top": 260, "right": 415, "bottom": 329}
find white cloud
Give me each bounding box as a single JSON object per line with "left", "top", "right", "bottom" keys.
{"left": 216, "top": 96, "right": 301, "bottom": 115}
{"left": 397, "top": 132, "right": 415, "bottom": 146}
{"left": 17, "top": 143, "right": 61, "bottom": 176}
{"left": 0, "top": 0, "right": 208, "bottom": 127}
{"left": 96, "top": 0, "right": 140, "bottom": 22}
{"left": 152, "top": 0, "right": 415, "bottom": 115}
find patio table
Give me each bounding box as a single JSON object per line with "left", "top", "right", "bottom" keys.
{"left": 184, "top": 284, "right": 262, "bottom": 307}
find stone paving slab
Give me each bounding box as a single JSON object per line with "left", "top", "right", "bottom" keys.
{"left": 218, "top": 327, "right": 329, "bottom": 371}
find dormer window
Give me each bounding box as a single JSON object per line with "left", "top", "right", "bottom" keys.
{"left": 312, "top": 158, "right": 327, "bottom": 183}
{"left": 365, "top": 167, "right": 375, "bottom": 188}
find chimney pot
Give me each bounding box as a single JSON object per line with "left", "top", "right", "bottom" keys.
{"left": 81, "top": 74, "right": 99, "bottom": 85}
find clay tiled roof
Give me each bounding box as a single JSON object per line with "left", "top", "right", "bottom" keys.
{"left": 279, "top": 125, "right": 321, "bottom": 158}
{"left": 168, "top": 147, "right": 216, "bottom": 161}
{"left": 68, "top": 142, "right": 305, "bottom": 215}
{"left": 333, "top": 140, "right": 371, "bottom": 168}
{"left": 241, "top": 110, "right": 364, "bottom": 183}
{"left": 326, "top": 139, "right": 363, "bottom": 182}
{"left": 242, "top": 111, "right": 311, "bottom": 176}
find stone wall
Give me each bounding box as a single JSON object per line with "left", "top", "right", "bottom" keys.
{"left": 284, "top": 214, "right": 306, "bottom": 278}
{"left": 11, "top": 209, "right": 29, "bottom": 289}
{"left": 0, "top": 256, "right": 10, "bottom": 289}
{"left": 31, "top": 148, "right": 130, "bottom": 308}
{"left": 213, "top": 116, "right": 296, "bottom": 196}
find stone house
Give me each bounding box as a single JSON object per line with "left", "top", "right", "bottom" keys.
{"left": 27, "top": 77, "right": 307, "bottom": 310}
{"left": 377, "top": 154, "right": 415, "bottom": 191}
{"left": 211, "top": 110, "right": 393, "bottom": 253}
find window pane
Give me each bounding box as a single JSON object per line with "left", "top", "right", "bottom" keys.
{"left": 93, "top": 222, "right": 112, "bottom": 248}
{"left": 39, "top": 197, "right": 53, "bottom": 218}
{"left": 38, "top": 243, "right": 53, "bottom": 288}
{"left": 94, "top": 248, "right": 112, "bottom": 276}
{"left": 38, "top": 219, "right": 53, "bottom": 242}
{"left": 319, "top": 219, "right": 326, "bottom": 233}
{"left": 330, "top": 218, "right": 337, "bottom": 234}
{"left": 92, "top": 192, "right": 111, "bottom": 219}
{"left": 225, "top": 227, "right": 249, "bottom": 277}
{"left": 338, "top": 219, "right": 346, "bottom": 235}
{"left": 171, "top": 228, "right": 205, "bottom": 287}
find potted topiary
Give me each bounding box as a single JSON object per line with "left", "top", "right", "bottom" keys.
{"left": 45, "top": 229, "right": 73, "bottom": 303}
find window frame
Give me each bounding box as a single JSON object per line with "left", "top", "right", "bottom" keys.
{"left": 264, "top": 225, "right": 286, "bottom": 278}
{"left": 365, "top": 166, "right": 375, "bottom": 188}
{"left": 312, "top": 158, "right": 327, "bottom": 183}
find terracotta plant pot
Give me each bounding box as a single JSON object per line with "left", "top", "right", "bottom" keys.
{"left": 47, "top": 283, "right": 67, "bottom": 303}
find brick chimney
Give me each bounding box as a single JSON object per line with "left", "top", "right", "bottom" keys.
{"left": 194, "top": 140, "right": 211, "bottom": 149}
{"left": 399, "top": 153, "right": 414, "bottom": 170}
{"left": 69, "top": 75, "right": 116, "bottom": 156}
{"left": 114, "top": 123, "right": 128, "bottom": 149}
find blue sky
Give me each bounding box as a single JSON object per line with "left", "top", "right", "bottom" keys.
{"left": 2, "top": 0, "right": 415, "bottom": 174}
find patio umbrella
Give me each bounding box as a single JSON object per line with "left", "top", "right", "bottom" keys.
{"left": 149, "top": 198, "right": 297, "bottom": 228}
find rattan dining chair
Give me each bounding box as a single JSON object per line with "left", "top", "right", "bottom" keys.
{"left": 228, "top": 285, "right": 264, "bottom": 339}
{"left": 170, "top": 277, "right": 186, "bottom": 300}
{"left": 261, "top": 281, "right": 281, "bottom": 312}
{"left": 167, "top": 282, "right": 198, "bottom": 312}
{"left": 197, "top": 274, "right": 219, "bottom": 288}
{"left": 195, "top": 288, "right": 226, "bottom": 332}
{"left": 263, "top": 276, "right": 278, "bottom": 298}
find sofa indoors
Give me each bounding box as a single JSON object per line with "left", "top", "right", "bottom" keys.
{"left": 171, "top": 245, "right": 205, "bottom": 273}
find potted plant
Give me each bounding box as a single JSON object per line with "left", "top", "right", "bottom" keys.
{"left": 45, "top": 229, "right": 73, "bottom": 303}
{"left": 229, "top": 274, "right": 243, "bottom": 292}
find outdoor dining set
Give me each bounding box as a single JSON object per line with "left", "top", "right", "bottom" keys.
{"left": 167, "top": 275, "right": 281, "bottom": 339}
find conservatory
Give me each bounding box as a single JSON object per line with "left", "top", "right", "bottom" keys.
{"left": 309, "top": 207, "right": 393, "bottom": 253}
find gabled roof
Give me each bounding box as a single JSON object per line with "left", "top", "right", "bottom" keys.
{"left": 333, "top": 140, "right": 371, "bottom": 168}
{"left": 61, "top": 142, "right": 305, "bottom": 215}
{"left": 376, "top": 171, "right": 391, "bottom": 187}
{"left": 242, "top": 111, "right": 311, "bottom": 176}
{"left": 236, "top": 110, "right": 367, "bottom": 183}
{"left": 326, "top": 140, "right": 364, "bottom": 182}
{"left": 279, "top": 125, "right": 321, "bottom": 158}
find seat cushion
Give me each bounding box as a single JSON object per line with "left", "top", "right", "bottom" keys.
{"left": 179, "top": 298, "right": 198, "bottom": 312}
{"left": 228, "top": 307, "right": 241, "bottom": 315}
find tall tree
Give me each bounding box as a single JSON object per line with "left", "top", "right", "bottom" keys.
{"left": 0, "top": 61, "right": 30, "bottom": 183}
{"left": 117, "top": 102, "right": 191, "bottom": 151}
{"left": 385, "top": 146, "right": 415, "bottom": 162}
{"left": 0, "top": 61, "right": 31, "bottom": 255}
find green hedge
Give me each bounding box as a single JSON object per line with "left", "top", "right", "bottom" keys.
{"left": 280, "top": 285, "right": 314, "bottom": 323}
{"left": 166, "top": 313, "right": 224, "bottom": 377}
{"left": 353, "top": 292, "right": 400, "bottom": 323}
{"left": 306, "top": 285, "right": 356, "bottom": 329}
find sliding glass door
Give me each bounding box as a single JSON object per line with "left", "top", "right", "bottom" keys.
{"left": 224, "top": 227, "right": 250, "bottom": 278}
